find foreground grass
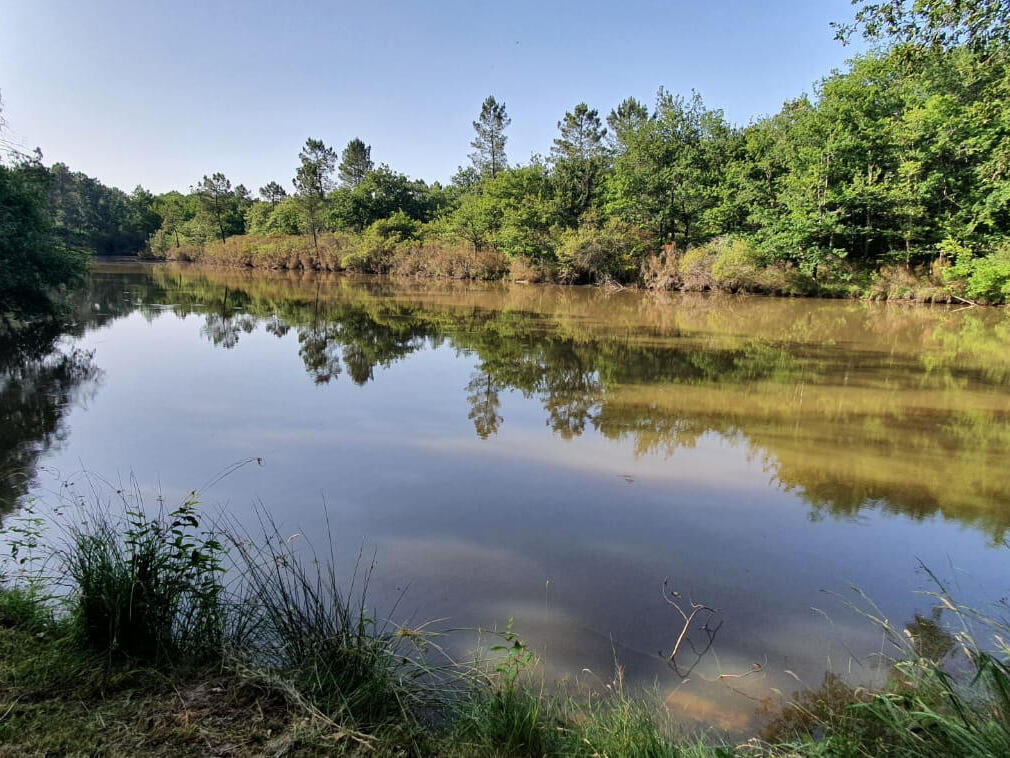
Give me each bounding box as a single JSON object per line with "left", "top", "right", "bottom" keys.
{"left": 2, "top": 493, "right": 1009, "bottom": 756}
{"left": 0, "top": 612, "right": 711, "bottom": 757}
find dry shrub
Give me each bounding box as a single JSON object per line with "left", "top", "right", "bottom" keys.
{"left": 642, "top": 237, "right": 806, "bottom": 295}
{"left": 160, "top": 243, "right": 205, "bottom": 263}
{"left": 866, "top": 264, "right": 955, "bottom": 303}
{"left": 640, "top": 245, "right": 682, "bottom": 290}
{"left": 391, "top": 242, "right": 509, "bottom": 280}
{"left": 154, "top": 234, "right": 353, "bottom": 271}
{"left": 677, "top": 246, "right": 719, "bottom": 291}
{"left": 507, "top": 256, "right": 552, "bottom": 283}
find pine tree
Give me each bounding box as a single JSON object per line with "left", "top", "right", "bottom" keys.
{"left": 469, "top": 95, "right": 510, "bottom": 178}
{"left": 338, "top": 138, "right": 373, "bottom": 188}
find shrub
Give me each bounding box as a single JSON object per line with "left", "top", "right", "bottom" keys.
{"left": 506, "top": 255, "right": 552, "bottom": 283}
{"left": 391, "top": 241, "right": 509, "bottom": 280}
{"left": 342, "top": 212, "right": 421, "bottom": 273}
{"left": 0, "top": 586, "right": 51, "bottom": 631}
{"left": 64, "top": 496, "right": 225, "bottom": 662}
{"left": 866, "top": 264, "right": 954, "bottom": 302}
{"left": 709, "top": 237, "right": 765, "bottom": 289}
{"left": 946, "top": 242, "right": 1010, "bottom": 304}
{"left": 640, "top": 245, "right": 683, "bottom": 290}
{"left": 678, "top": 245, "right": 718, "bottom": 291}
{"left": 555, "top": 220, "right": 648, "bottom": 284}
{"left": 153, "top": 234, "right": 353, "bottom": 271}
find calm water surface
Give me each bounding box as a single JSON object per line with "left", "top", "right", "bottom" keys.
{"left": 4, "top": 261, "right": 1010, "bottom": 732}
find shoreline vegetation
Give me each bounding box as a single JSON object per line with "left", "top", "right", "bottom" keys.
{"left": 2, "top": 487, "right": 1010, "bottom": 757}
{"left": 146, "top": 230, "right": 974, "bottom": 304}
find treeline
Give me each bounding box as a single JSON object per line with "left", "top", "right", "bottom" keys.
{"left": 144, "top": 4, "right": 1010, "bottom": 301}
{"left": 1, "top": 131, "right": 160, "bottom": 315}
{"left": 46, "top": 163, "right": 161, "bottom": 256}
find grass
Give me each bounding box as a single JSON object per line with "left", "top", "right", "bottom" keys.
{"left": 1, "top": 488, "right": 1008, "bottom": 755}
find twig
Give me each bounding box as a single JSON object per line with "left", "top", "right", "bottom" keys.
{"left": 662, "top": 578, "right": 721, "bottom": 677}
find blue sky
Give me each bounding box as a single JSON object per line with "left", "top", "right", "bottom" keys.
{"left": 0, "top": 0, "right": 864, "bottom": 194}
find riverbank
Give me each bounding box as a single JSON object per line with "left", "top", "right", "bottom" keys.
{"left": 2, "top": 492, "right": 1008, "bottom": 756}
{"left": 146, "top": 232, "right": 1009, "bottom": 305}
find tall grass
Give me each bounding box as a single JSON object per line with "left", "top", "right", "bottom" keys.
{"left": 222, "top": 511, "right": 456, "bottom": 734}
{"left": 59, "top": 494, "right": 226, "bottom": 662}
{"left": 3, "top": 483, "right": 1010, "bottom": 755}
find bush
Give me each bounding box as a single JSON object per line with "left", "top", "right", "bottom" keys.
{"left": 506, "top": 255, "right": 552, "bottom": 283}
{"left": 64, "top": 496, "right": 225, "bottom": 662}
{"left": 0, "top": 586, "right": 51, "bottom": 631}
{"left": 391, "top": 241, "right": 510, "bottom": 280}
{"left": 153, "top": 233, "right": 353, "bottom": 271}
{"left": 342, "top": 212, "right": 421, "bottom": 273}
{"left": 678, "top": 244, "right": 718, "bottom": 291}
{"left": 946, "top": 243, "right": 1010, "bottom": 304}
{"left": 555, "top": 220, "right": 648, "bottom": 284}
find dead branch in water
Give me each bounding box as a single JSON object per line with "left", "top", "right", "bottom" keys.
{"left": 951, "top": 294, "right": 980, "bottom": 307}
{"left": 663, "top": 578, "right": 722, "bottom": 678}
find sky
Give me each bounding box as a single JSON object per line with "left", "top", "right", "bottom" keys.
{"left": 0, "top": 0, "right": 865, "bottom": 195}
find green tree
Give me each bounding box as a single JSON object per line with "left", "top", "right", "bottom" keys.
{"left": 606, "top": 97, "right": 649, "bottom": 154}
{"left": 834, "top": 0, "right": 1010, "bottom": 52}
{"left": 470, "top": 95, "right": 510, "bottom": 178}
{"left": 338, "top": 138, "right": 373, "bottom": 188}
{"left": 607, "top": 90, "right": 736, "bottom": 249}
{"left": 550, "top": 103, "right": 608, "bottom": 227}
{"left": 258, "top": 181, "right": 287, "bottom": 205}
{"left": 330, "top": 165, "right": 441, "bottom": 231}
{"left": 457, "top": 163, "right": 555, "bottom": 259}
{"left": 0, "top": 160, "right": 87, "bottom": 314}
{"left": 195, "top": 173, "right": 235, "bottom": 243}
{"left": 293, "top": 137, "right": 337, "bottom": 251}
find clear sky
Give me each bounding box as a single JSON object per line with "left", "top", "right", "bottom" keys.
{"left": 0, "top": 0, "right": 864, "bottom": 194}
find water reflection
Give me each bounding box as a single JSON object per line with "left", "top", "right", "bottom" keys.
{"left": 0, "top": 323, "right": 100, "bottom": 516}
{"left": 75, "top": 263, "right": 1010, "bottom": 538}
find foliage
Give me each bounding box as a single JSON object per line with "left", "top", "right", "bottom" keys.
{"left": 195, "top": 172, "right": 243, "bottom": 243}
{"left": 555, "top": 219, "right": 649, "bottom": 283}
{"left": 834, "top": 0, "right": 1010, "bottom": 52}
{"left": 947, "top": 242, "right": 1010, "bottom": 303}
{"left": 46, "top": 163, "right": 161, "bottom": 255}
{"left": 244, "top": 195, "right": 303, "bottom": 236}
{"left": 258, "top": 180, "right": 287, "bottom": 204}
{"left": 341, "top": 211, "right": 419, "bottom": 273}
{"left": 293, "top": 137, "right": 337, "bottom": 249}
{"left": 550, "top": 102, "right": 609, "bottom": 227}
{"left": 470, "top": 95, "right": 511, "bottom": 178}
{"left": 0, "top": 161, "right": 88, "bottom": 315}
{"left": 338, "top": 137, "right": 374, "bottom": 188}
{"left": 63, "top": 495, "right": 226, "bottom": 662}
{"left": 606, "top": 89, "right": 737, "bottom": 250}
